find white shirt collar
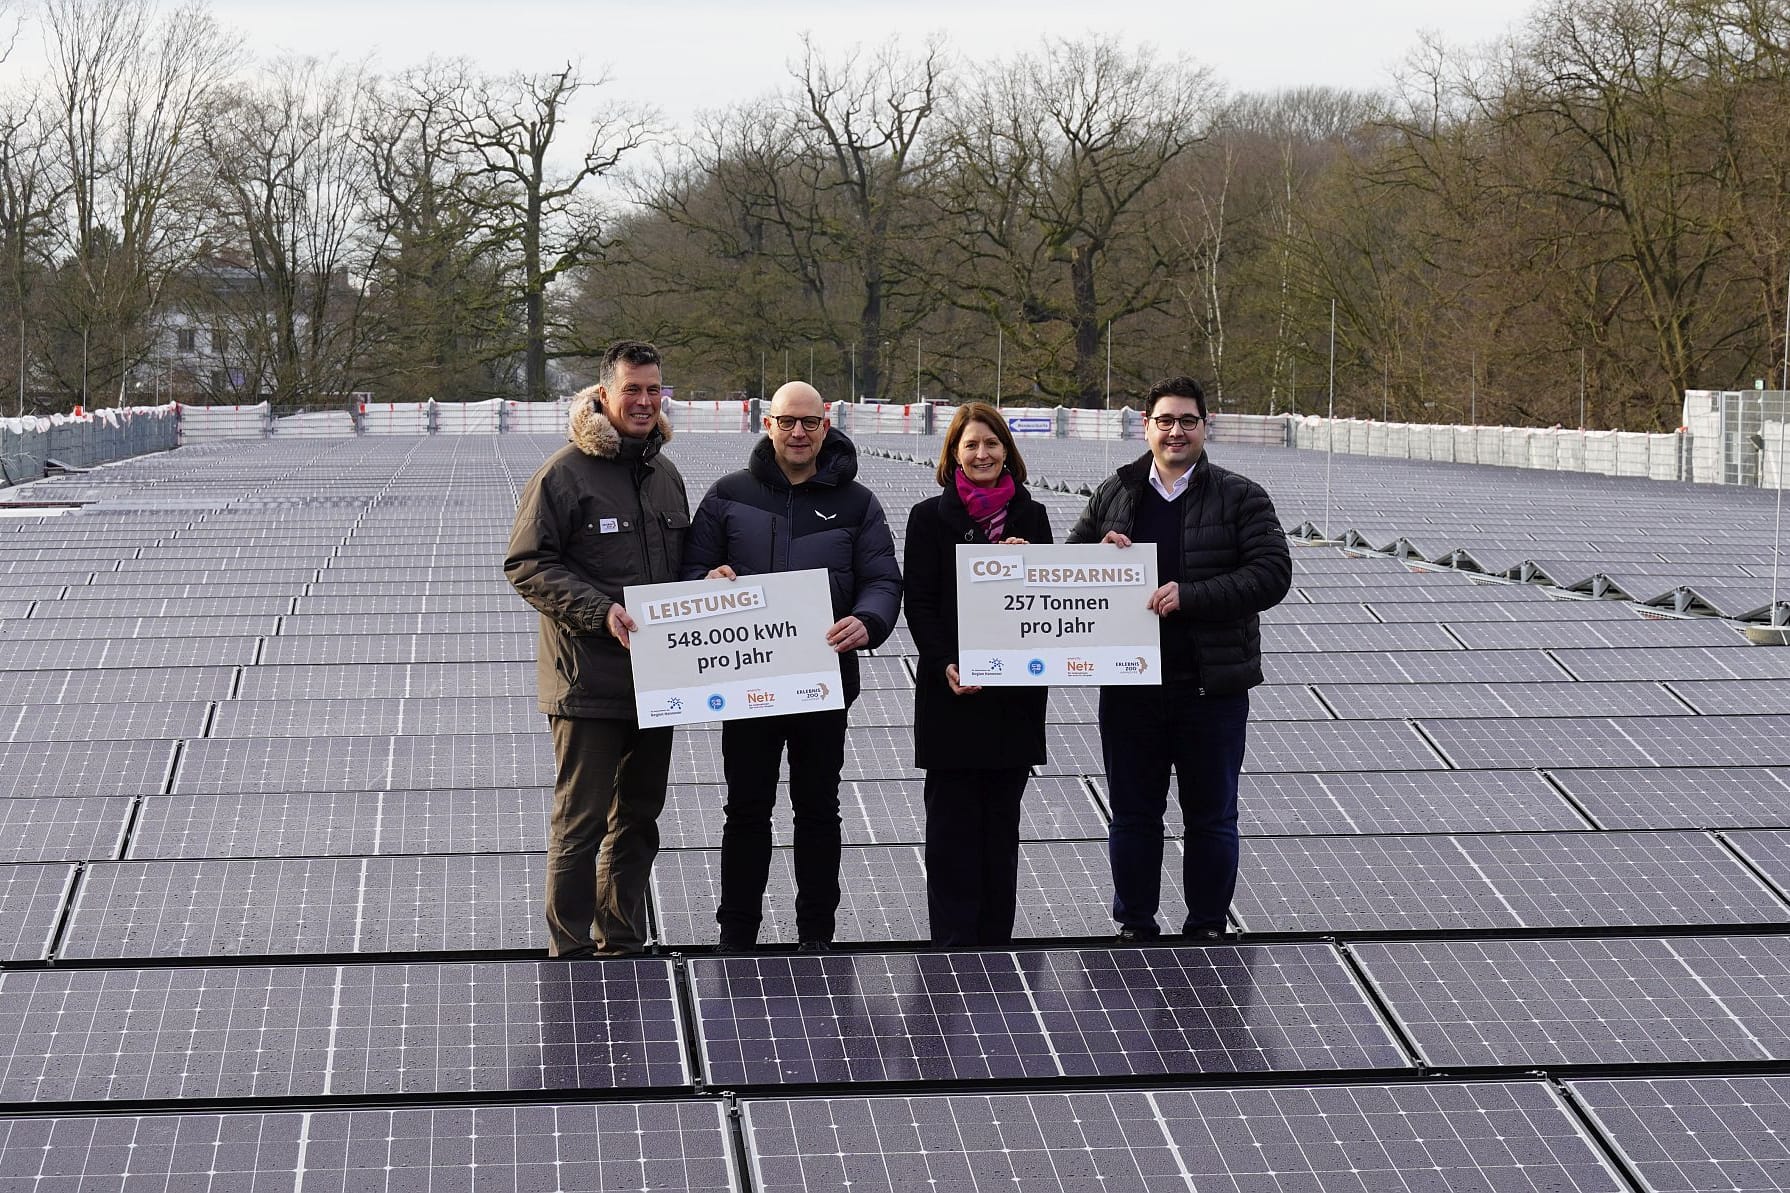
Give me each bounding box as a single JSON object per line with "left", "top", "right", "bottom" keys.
{"left": 1149, "top": 463, "right": 1192, "bottom": 501}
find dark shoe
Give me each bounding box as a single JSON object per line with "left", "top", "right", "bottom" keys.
{"left": 796, "top": 940, "right": 832, "bottom": 953}
{"left": 716, "top": 934, "right": 756, "bottom": 953}
{"left": 1187, "top": 928, "right": 1227, "bottom": 942}
{"left": 1114, "top": 927, "right": 1160, "bottom": 944}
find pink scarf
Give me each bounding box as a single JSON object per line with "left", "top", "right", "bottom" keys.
{"left": 955, "top": 468, "right": 1016, "bottom": 542}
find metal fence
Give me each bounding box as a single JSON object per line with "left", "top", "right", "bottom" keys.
{"left": 0, "top": 405, "right": 179, "bottom": 487}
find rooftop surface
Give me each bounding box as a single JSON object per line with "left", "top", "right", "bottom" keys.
{"left": 2, "top": 433, "right": 1790, "bottom": 1191}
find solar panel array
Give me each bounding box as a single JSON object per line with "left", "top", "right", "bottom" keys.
{"left": 3, "top": 429, "right": 1790, "bottom": 1189}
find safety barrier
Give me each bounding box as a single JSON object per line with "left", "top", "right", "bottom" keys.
{"left": 1, "top": 405, "right": 179, "bottom": 486}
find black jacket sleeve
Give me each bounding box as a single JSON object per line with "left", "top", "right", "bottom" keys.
{"left": 1178, "top": 478, "right": 1293, "bottom": 620}
{"left": 849, "top": 492, "right": 903, "bottom": 646}
{"left": 902, "top": 500, "right": 951, "bottom": 677}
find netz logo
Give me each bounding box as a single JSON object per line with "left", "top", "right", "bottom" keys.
{"left": 1065, "top": 658, "right": 1095, "bottom": 674}
{"left": 1027, "top": 659, "right": 1046, "bottom": 676}
{"left": 795, "top": 682, "right": 832, "bottom": 702}
{"left": 745, "top": 689, "right": 775, "bottom": 707}
{"left": 707, "top": 694, "right": 726, "bottom": 711}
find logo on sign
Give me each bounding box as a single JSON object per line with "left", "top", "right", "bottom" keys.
{"left": 1114, "top": 657, "right": 1150, "bottom": 675}
{"left": 746, "top": 689, "right": 775, "bottom": 708}
{"left": 707, "top": 694, "right": 726, "bottom": 711}
{"left": 1027, "top": 658, "right": 1046, "bottom": 676}
{"left": 796, "top": 682, "right": 831, "bottom": 702}
{"left": 1066, "top": 658, "right": 1095, "bottom": 674}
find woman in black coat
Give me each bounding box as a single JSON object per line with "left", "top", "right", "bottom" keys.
{"left": 903, "top": 402, "right": 1053, "bottom": 947}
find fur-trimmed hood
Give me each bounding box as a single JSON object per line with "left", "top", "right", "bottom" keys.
{"left": 567, "top": 384, "right": 673, "bottom": 458}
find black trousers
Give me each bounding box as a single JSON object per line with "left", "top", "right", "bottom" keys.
{"left": 1099, "top": 684, "right": 1249, "bottom": 936}
{"left": 716, "top": 708, "right": 849, "bottom": 945}
{"left": 923, "top": 767, "right": 1029, "bottom": 947}
{"left": 545, "top": 715, "right": 673, "bottom": 957}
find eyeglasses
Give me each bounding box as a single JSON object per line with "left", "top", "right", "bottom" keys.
{"left": 770, "top": 415, "right": 824, "bottom": 432}
{"left": 1150, "top": 414, "right": 1206, "bottom": 432}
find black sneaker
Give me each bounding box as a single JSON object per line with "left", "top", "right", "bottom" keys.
{"left": 716, "top": 935, "right": 756, "bottom": 953}
{"left": 1114, "top": 927, "right": 1159, "bottom": 944}
{"left": 1187, "top": 927, "right": 1227, "bottom": 942}
{"left": 796, "top": 940, "right": 832, "bottom": 953}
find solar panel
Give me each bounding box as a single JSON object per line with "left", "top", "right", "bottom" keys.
{"left": 1, "top": 700, "right": 211, "bottom": 743}
{"left": 0, "top": 863, "right": 75, "bottom": 961}
{"left": 1421, "top": 714, "right": 1790, "bottom": 769}
{"left": 1352, "top": 935, "right": 1790, "bottom": 1068}
{"left": 1236, "top": 831, "right": 1788, "bottom": 934}
{"left": 256, "top": 632, "right": 534, "bottom": 666}
{"left": 0, "top": 636, "right": 258, "bottom": 671}
{"left": 61, "top": 854, "right": 545, "bottom": 958}
{"left": 1668, "top": 678, "right": 1790, "bottom": 715}
{"left": 747, "top": 1082, "right": 1623, "bottom": 1193}
{"left": 1547, "top": 767, "right": 1790, "bottom": 830}
{"left": 1569, "top": 1076, "right": 1790, "bottom": 1193}
{"left": 1552, "top": 646, "right": 1790, "bottom": 682}
{"left": 1238, "top": 771, "right": 1590, "bottom": 834}
{"left": 0, "top": 960, "right": 687, "bottom": 1102}
{"left": 0, "top": 740, "right": 177, "bottom": 799}
{"left": 1265, "top": 649, "right": 1572, "bottom": 685}
{"left": 1264, "top": 622, "right": 1463, "bottom": 653}
{"left": 208, "top": 696, "right": 539, "bottom": 738}
{"left": 1313, "top": 680, "right": 1691, "bottom": 719}
{"left": 689, "top": 945, "right": 1405, "bottom": 1087}
{"left": 0, "top": 666, "right": 236, "bottom": 706}
{"left": 172, "top": 733, "right": 554, "bottom": 794}
{"left": 1244, "top": 721, "right": 1446, "bottom": 773}
{"left": 234, "top": 660, "right": 535, "bottom": 700}
{"left": 0, "top": 797, "right": 129, "bottom": 863}
{"left": 1448, "top": 619, "right": 1746, "bottom": 650}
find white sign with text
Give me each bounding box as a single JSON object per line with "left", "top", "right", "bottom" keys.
{"left": 955, "top": 543, "right": 1161, "bottom": 686}
{"left": 625, "top": 568, "right": 845, "bottom": 726}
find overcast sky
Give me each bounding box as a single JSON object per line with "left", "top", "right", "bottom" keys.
{"left": 196, "top": 0, "right": 1540, "bottom": 131}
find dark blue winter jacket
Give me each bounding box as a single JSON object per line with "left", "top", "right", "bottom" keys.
{"left": 682, "top": 429, "right": 902, "bottom": 702}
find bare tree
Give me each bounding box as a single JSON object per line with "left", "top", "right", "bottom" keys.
{"left": 41, "top": 0, "right": 236, "bottom": 403}
{"left": 940, "top": 38, "right": 1216, "bottom": 406}
{"left": 451, "top": 63, "right": 651, "bottom": 401}
{"left": 0, "top": 94, "right": 65, "bottom": 414}
{"left": 358, "top": 62, "right": 520, "bottom": 400}
{"left": 199, "top": 56, "right": 373, "bottom": 404}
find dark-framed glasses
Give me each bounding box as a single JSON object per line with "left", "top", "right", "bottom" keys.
{"left": 1150, "top": 414, "right": 1205, "bottom": 432}
{"left": 771, "top": 415, "right": 824, "bottom": 432}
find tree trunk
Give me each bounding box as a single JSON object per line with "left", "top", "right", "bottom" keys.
{"left": 1071, "top": 244, "right": 1102, "bottom": 407}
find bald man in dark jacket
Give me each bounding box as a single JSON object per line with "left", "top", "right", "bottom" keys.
{"left": 684, "top": 381, "right": 902, "bottom": 950}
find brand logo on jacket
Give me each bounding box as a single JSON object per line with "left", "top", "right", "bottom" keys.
{"left": 815, "top": 511, "right": 837, "bottom": 521}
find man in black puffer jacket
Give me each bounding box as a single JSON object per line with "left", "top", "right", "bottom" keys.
{"left": 684, "top": 381, "right": 902, "bottom": 950}
{"left": 1069, "top": 375, "right": 1291, "bottom": 943}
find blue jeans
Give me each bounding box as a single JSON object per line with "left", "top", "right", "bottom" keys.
{"left": 1098, "top": 684, "right": 1249, "bottom": 935}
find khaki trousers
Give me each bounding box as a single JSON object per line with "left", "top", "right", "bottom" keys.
{"left": 545, "top": 715, "right": 673, "bottom": 956}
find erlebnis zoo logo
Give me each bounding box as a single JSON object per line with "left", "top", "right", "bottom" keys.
{"left": 707, "top": 694, "right": 726, "bottom": 711}
{"left": 1027, "top": 659, "right": 1046, "bottom": 676}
